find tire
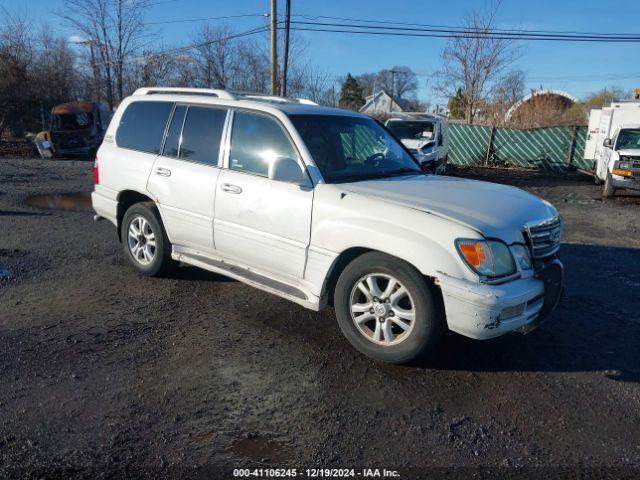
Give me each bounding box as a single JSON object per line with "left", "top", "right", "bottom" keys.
{"left": 593, "top": 170, "right": 603, "bottom": 185}
{"left": 121, "top": 202, "right": 177, "bottom": 276}
{"left": 334, "top": 252, "right": 443, "bottom": 364}
{"left": 602, "top": 174, "right": 615, "bottom": 198}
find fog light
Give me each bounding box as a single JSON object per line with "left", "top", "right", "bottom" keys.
{"left": 499, "top": 303, "right": 525, "bottom": 320}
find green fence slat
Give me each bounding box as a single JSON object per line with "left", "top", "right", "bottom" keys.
{"left": 447, "top": 124, "right": 587, "bottom": 172}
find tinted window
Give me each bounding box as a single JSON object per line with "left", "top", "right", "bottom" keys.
{"left": 116, "top": 101, "right": 173, "bottom": 154}
{"left": 229, "top": 111, "right": 298, "bottom": 176}
{"left": 178, "top": 106, "right": 227, "bottom": 165}
{"left": 290, "top": 114, "right": 421, "bottom": 184}
{"left": 162, "top": 105, "right": 187, "bottom": 157}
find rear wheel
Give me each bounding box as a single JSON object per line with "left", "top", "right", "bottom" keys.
{"left": 334, "top": 252, "right": 443, "bottom": 364}
{"left": 121, "top": 202, "right": 177, "bottom": 276}
{"left": 602, "top": 173, "right": 616, "bottom": 198}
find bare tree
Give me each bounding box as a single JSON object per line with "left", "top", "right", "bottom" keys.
{"left": 0, "top": 12, "right": 34, "bottom": 136}
{"left": 434, "top": 3, "right": 520, "bottom": 124}
{"left": 59, "top": 0, "right": 151, "bottom": 108}
{"left": 377, "top": 66, "right": 418, "bottom": 99}
{"left": 355, "top": 72, "right": 377, "bottom": 98}
{"left": 192, "top": 24, "right": 236, "bottom": 89}
{"left": 493, "top": 69, "right": 525, "bottom": 107}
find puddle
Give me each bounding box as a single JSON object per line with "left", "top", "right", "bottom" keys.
{"left": 25, "top": 192, "right": 92, "bottom": 211}
{"left": 0, "top": 265, "right": 11, "bottom": 281}
{"left": 227, "top": 435, "right": 294, "bottom": 464}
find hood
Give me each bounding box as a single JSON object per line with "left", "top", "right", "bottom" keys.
{"left": 341, "top": 175, "right": 558, "bottom": 243}
{"left": 617, "top": 149, "right": 640, "bottom": 157}
{"left": 400, "top": 138, "right": 434, "bottom": 151}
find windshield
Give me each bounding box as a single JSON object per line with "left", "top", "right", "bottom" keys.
{"left": 616, "top": 129, "right": 640, "bottom": 150}
{"left": 52, "top": 112, "right": 93, "bottom": 131}
{"left": 289, "top": 114, "right": 423, "bottom": 184}
{"left": 386, "top": 120, "right": 435, "bottom": 140}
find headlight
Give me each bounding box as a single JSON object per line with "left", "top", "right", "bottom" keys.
{"left": 422, "top": 144, "right": 435, "bottom": 154}
{"left": 511, "top": 244, "right": 532, "bottom": 270}
{"left": 455, "top": 239, "right": 516, "bottom": 278}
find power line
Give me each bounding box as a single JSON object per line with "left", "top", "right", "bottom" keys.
{"left": 289, "top": 21, "right": 640, "bottom": 42}
{"left": 293, "top": 14, "right": 640, "bottom": 38}
{"left": 83, "top": 24, "right": 269, "bottom": 68}
{"left": 144, "top": 13, "right": 268, "bottom": 26}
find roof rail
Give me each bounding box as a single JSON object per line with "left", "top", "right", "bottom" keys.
{"left": 233, "top": 92, "right": 318, "bottom": 106}
{"left": 133, "top": 87, "right": 236, "bottom": 100}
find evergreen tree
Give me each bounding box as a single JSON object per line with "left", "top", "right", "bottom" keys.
{"left": 339, "top": 74, "right": 365, "bottom": 111}
{"left": 448, "top": 88, "right": 466, "bottom": 119}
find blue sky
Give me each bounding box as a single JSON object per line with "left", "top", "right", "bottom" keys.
{"left": 3, "top": 0, "right": 640, "bottom": 105}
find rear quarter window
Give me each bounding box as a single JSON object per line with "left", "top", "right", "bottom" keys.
{"left": 116, "top": 101, "right": 173, "bottom": 154}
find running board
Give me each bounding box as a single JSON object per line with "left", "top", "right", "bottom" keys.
{"left": 172, "top": 247, "right": 320, "bottom": 311}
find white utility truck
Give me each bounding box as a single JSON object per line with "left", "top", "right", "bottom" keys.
{"left": 385, "top": 114, "right": 448, "bottom": 174}
{"left": 585, "top": 102, "right": 640, "bottom": 197}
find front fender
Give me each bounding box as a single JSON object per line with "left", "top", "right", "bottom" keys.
{"left": 304, "top": 184, "right": 481, "bottom": 296}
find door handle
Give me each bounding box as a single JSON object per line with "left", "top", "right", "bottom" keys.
{"left": 154, "top": 167, "right": 171, "bottom": 177}
{"left": 221, "top": 183, "right": 242, "bottom": 194}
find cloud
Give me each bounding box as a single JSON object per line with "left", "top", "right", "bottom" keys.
{"left": 68, "top": 35, "right": 87, "bottom": 44}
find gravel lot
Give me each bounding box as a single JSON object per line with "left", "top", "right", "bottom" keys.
{"left": 1, "top": 158, "right": 639, "bottom": 479}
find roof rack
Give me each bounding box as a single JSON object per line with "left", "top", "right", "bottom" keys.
{"left": 131, "top": 87, "right": 318, "bottom": 106}
{"left": 133, "top": 87, "right": 236, "bottom": 100}
{"left": 232, "top": 92, "right": 318, "bottom": 105}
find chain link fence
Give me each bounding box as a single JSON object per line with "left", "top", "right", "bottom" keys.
{"left": 448, "top": 124, "right": 589, "bottom": 171}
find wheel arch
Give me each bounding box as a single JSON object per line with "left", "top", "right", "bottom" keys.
{"left": 321, "top": 246, "right": 440, "bottom": 307}
{"left": 116, "top": 190, "right": 156, "bottom": 241}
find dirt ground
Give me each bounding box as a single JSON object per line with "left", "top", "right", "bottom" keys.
{"left": 1, "top": 158, "right": 639, "bottom": 479}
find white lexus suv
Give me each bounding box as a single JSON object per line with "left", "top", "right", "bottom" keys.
{"left": 92, "top": 87, "right": 564, "bottom": 364}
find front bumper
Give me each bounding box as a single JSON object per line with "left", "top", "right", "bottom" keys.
{"left": 415, "top": 153, "right": 446, "bottom": 173}
{"left": 611, "top": 175, "right": 640, "bottom": 191}
{"left": 438, "top": 259, "right": 563, "bottom": 340}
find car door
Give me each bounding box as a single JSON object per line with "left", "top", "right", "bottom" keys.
{"left": 147, "top": 104, "right": 228, "bottom": 253}
{"left": 213, "top": 110, "right": 313, "bottom": 280}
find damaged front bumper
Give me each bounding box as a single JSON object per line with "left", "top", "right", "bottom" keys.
{"left": 437, "top": 259, "right": 563, "bottom": 340}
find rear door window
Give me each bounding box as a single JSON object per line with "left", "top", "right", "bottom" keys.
{"left": 178, "top": 106, "right": 227, "bottom": 165}
{"left": 162, "top": 105, "right": 187, "bottom": 158}
{"left": 116, "top": 101, "right": 173, "bottom": 154}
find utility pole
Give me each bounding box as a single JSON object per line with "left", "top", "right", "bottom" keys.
{"left": 280, "top": 0, "right": 291, "bottom": 97}
{"left": 270, "top": 0, "right": 278, "bottom": 95}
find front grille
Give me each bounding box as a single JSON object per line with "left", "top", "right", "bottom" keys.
{"left": 525, "top": 217, "right": 562, "bottom": 259}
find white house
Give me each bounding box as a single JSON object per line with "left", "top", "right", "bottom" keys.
{"left": 360, "top": 90, "right": 410, "bottom": 115}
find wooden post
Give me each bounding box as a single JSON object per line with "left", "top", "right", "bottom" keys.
{"left": 566, "top": 125, "right": 578, "bottom": 167}
{"left": 484, "top": 126, "right": 495, "bottom": 167}
{"left": 279, "top": 0, "right": 291, "bottom": 97}
{"left": 270, "top": 0, "right": 278, "bottom": 96}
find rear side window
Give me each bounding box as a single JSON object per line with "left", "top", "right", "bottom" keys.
{"left": 162, "top": 105, "right": 187, "bottom": 158}
{"left": 229, "top": 111, "right": 298, "bottom": 177}
{"left": 116, "top": 101, "right": 173, "bottom": 154}
{"left": 178, "top": 106, "right": 227, "bottom": 165}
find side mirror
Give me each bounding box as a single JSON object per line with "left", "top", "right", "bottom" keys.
{"left": 603, "top": 138, "right": 613, "bottom": 148}
{"left": 268, "top": 156, "right": 305, "bottom": 184}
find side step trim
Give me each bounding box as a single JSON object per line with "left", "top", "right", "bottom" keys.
{"left": 173, "top": 248, "right": 320, "bottom": 311}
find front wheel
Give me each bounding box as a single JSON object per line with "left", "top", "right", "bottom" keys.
{"left": 602, "top": 174, "right": 616, "bottom": 198}
{"left": 334, "top": 252, "right": 443, "bottom": 364}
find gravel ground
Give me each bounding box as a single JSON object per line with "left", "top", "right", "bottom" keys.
{"left": 1, "top": 158, "right": 639, "bottom": 479}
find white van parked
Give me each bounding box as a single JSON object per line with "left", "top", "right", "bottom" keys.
{"left": 585, "top": 102, "right": 640, "bottom": 197}
{"left": 385, "top": 114, "right": 448, "bottom": 174}
{"left": 92, "top": 88, "right": 563, "bottom": 364}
